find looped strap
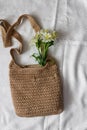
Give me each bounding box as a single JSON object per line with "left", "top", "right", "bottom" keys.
{"left": 0, "top": 14, "right": 41, "bottom": 66}
{"left": 0, "top": 19, "right": 23, "bottom": 48}
{"left": 6, "top": 14, "right": 41, "bottom": 65}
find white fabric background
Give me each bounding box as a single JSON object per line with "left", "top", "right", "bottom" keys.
{"left": 0, "top": 0, "right": 87, "bottom": 130}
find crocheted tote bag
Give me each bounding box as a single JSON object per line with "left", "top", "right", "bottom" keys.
{"left": 0, "top": 14, "right": 64, "bottom": 117}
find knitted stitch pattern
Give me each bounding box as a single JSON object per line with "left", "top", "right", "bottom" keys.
{"left": 9, "top": 60, "right": 64, "bottom": 117}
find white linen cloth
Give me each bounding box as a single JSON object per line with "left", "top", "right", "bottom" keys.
{"left": 0, "top": 0, "right": 87, "bottom": 130}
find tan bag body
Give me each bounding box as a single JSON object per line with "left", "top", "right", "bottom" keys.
{"left": 9, "top": 59, "right": 63, "bottom": 117}
{"left": 0, "top": 14, "right": 64, "bottom": 117}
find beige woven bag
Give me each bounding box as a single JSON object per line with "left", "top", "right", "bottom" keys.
{"left": 0, "top": 14, "right": 64, "bottom": 117}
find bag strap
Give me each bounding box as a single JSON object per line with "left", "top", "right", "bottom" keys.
{"left": 0, "top": 19, "right": 23, "bottom": 49}
{"left": 0, "top": 14, "right": 41, "bottom": 66}
{"left": 6, "top": 14, "right": 41, "bottom": 66}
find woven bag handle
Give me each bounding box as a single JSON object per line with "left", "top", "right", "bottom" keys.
{"left": 0, "top": 19, "right": 23, "bottom": 49}
{"left": 6, "top": 14, "right": 41, "bottom": 65}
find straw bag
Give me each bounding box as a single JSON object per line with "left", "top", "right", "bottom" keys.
{"left": 0, "top": 14, "right": 64, "bottom": 117}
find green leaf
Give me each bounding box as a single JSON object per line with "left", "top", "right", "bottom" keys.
{"left": 32, "top": 38, "right": 54, "bottom": 66}
{"left": 47, "top": 41, "right": 54, "bottom": 47}
{"left": 36, "top": 39, "right": 42, "bottom": 48}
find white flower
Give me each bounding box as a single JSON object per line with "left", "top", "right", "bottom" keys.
{"left": 31, "top": 29, "right": 57, "bottom": 44}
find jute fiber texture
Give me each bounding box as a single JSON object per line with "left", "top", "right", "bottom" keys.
{"left": 9, "top": 59, "right": 64, "bottom": 117}
{"left": 0, "top": 14, "right": 64, "bottom": 117}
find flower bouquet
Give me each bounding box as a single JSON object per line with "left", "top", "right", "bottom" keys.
{"left": 32, "top": 30, "right": 57, "bottom": 66}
